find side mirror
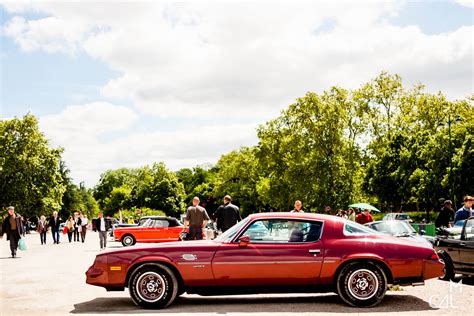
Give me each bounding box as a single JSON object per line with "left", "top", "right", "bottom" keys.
{"left": 420, "top": 230, "right": 426, "bottom": 235}
{"left": 239, "top": 235, "right": 250, "bottom": 247}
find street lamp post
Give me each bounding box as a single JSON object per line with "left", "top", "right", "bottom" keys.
{"left": 438, "top": 114, "right": 462, "bottom": 207}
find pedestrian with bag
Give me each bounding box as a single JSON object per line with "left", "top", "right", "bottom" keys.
{"left": 66, "top": 216, "right": 74, "bottom": 242}
{"left": 184, "top": 197, "right": 210, "bottom": 240}
{"left": 37, "top": 215, "right": 48, "bottom": 244}
{"left": 0, "top": 206, "right": 24, "bottom": 258}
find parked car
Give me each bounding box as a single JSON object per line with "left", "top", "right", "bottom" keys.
{"left": 435, "top": 216, "right": 474, "bottom": 280}
{"left": 86, "top": 213, "right": 443, "bottom": 309}
{"left": 365, "top": 220, "right": 434, "bottom": 247}
{"left": 436, "top": 219, "right": 465, "bottom": 237}
{"left": 111, "top": 216, "right": 158, "bottom": 237}
{"left": 382, "top": 213, "right": 412, "bottom": 222}
{"left": 113, "top": 216, "right": 184, "bottom": 246}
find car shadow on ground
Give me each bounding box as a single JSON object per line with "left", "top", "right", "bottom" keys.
{"left": 70, "top": 293, "right": 437, "bottom": 314}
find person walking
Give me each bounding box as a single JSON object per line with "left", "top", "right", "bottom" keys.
{"left": 0, "top": 206, "right": 24, "bottom": 258}
{"left": 37, "top": 215, "right": 48, "bottom": 244}
{"left": 435, "top": 200, "right": 454, "bottom": 228}
{"left": 184, "top": 197, "right": 210, "bottom": 240}
{"left": 356, "top": 209, "right": 373, "bottom": 225}
{"left": 66, "top": 216, "right": 74, "bottom": 243}
{"left": 80, "top": 214, "right": 88, "bottom": 243}
{"left": 73, "top": 212, "right": 81, "bottom": 242}
{"left": 93, "top": 213, "right": 110, "bottom": 250}
{"left": 50, "top": 211, "right": 61, "bottom": 244}
{"left": 454, "top": 195, "right": 473, "bottom": 224}
{"left": 214, "top": 195, "right": 241, "bottom": 232}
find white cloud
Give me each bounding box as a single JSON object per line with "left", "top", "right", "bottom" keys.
{"left": 39, "top": 102, "right": 257, "bottom": 186}
{"left": 455, "top": 0, "right": 474, "bottom": 8}
{"left": 2, "top": 1, "right": 473, "bottom": 185}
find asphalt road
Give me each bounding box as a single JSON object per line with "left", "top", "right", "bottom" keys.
{"left": 1, "top": 231, "right": 473, "bottom": 316}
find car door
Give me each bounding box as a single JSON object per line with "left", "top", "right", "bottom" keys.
{"left": 459, "top": 218, "right": 474, "bottom": 273}
{"left": 166, "top": 218, "right": 183, "bottom": 240}
{"left": 142, "top": 219, "right": 168, "bottom": 242}
{"left": 212, "top": 218, "right": 324, "bottom": 286}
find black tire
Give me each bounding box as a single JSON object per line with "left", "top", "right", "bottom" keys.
{"left": 336, "top": 261, "right": 387, "bottom": 307}
{"left": 128, "top": 263, "right": 179, "bottom": 309}
{"left": 438, "top": 253, "right": 455, "bottom": 281}
{"left": 121, "top": 235, "right": 136, "bottom": 247}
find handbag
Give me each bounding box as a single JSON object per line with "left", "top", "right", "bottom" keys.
{"left": 18, "top": 238, "right": 27, "bottom": 251}
{"left": 63, "top": 226, "right": 68, "bottom": 234}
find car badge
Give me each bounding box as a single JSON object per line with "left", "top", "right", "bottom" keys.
{"left": 182, "top": 254, "right": 198, "bottom": 261}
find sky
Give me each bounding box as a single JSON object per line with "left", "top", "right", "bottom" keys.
{"left": 0, "top": 0, "right": 473, "bottom": 187}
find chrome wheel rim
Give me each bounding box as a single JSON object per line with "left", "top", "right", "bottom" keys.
{"left": 348, "top": 269, "right": 379, "bottom": 300}
{"left": 136, "top": 272, "right": 166, "bottom": 302}
{"left": 124, "top": 236, "right": 133, "bottom": 245}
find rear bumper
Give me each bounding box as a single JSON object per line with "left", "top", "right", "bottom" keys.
{"left": 423, "top": 258, "right": 445, "bottom": 280}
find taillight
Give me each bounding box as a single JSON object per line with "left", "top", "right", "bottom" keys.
{"left": 428, "top": 251, "right": 439, "bottom": 260}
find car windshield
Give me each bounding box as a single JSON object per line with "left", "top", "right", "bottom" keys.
{"left": 369, "top": 221, "right": 416, "bottom": 236}
{"left": 214, "top": 217, "right": 251, "bottom": 242}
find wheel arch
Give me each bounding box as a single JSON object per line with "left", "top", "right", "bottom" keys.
{"left": 333, "top": 258, "right": 393, "bottom": 285}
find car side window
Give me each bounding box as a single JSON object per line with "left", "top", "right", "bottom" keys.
{"left": 241, "top": 219, "right": 323, "bottom": 243}
{"left": 153, "top": 220, "right": 169, "bottom": 228}
{"left": 463, "top": 219, "right": 474, "bottom": 241}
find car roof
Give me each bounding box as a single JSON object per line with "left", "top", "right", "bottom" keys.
{"left": 247, "top": 212, "right": 345, "bottom": 222}
{"left": 140, "top": 216, "right": 178, "bottom": 220}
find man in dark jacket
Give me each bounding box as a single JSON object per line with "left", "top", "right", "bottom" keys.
{"left": 435, "top": 200, "right": 454, "bottom": 228}
{"left": 50, "top": 211, "right": 61, "bottom": 244}
{"left": 0, "top": 206, "right": 24, "bottom": 258}
{"left": 214, "top": 195, "right": 242, "bottom": 232}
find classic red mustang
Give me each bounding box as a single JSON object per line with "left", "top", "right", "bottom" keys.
{"left": 86, "top": 213, "right": 444, "bottom": 308}
{"left": 113, "top": 216, "right": 184, "bottom": 246}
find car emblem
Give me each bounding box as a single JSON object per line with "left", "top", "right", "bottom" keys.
{"left": 182, "top": 254, "right": 198, "bottom": 261}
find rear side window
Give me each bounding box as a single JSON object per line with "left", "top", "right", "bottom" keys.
{"left": 344, "top": 221, "right": 375, "bottom": 235}
{"left": 167, "top": 219, "right": 181, "bottom": 227}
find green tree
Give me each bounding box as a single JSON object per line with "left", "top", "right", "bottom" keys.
{"left": 0, "top": 114, "right": 65, "bottom": 218}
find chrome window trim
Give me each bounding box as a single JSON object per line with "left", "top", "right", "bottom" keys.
{"left": 231, "top": 218, "right": 325, "bottom": 244}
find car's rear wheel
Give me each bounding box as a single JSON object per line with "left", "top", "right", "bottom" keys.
{"left": 336, "top": 261, "right": 387, "bottom": 307}
{"left": 121, "top": 235, "right": 136, "bottom": 247}
{"left": 438, "top": 253, "right": 455, "bottom": 281}
{"left": 129, "top": 263, "right": 178, "bottom": 309}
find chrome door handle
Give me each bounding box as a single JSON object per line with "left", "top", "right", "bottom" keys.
{"left": 309, "top": 249, "right": 321, "bottom": 254}
{"left": 460, "top": 242, "right": 466, "bottom": 246}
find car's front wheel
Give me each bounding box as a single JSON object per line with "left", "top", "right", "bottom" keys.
{"left": 336, "top": 261, "right": 387, "bottom": 307}
{"left": 128, "top": 263, "right": 179, "bottom": 309}
{"left": 121, "top": 235, "right": 136, "bottom": 247}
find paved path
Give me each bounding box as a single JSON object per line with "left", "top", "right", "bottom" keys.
{"left": 1, "top": 232, "right": 473, "bottom": 315}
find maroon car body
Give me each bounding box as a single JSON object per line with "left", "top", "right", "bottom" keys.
{"left": 86, "top": 213, "right": 444, "bottom": 308}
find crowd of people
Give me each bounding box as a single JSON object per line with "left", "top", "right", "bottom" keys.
{"left": 1, "top": 194, "right": 472, "bottom": 257}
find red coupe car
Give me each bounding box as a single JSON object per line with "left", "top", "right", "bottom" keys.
{"left": 86, "top": 213, "right": 444, "bottom": 309}
{"left": 113, "top": 216, "right": 184, "bottom": 246}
